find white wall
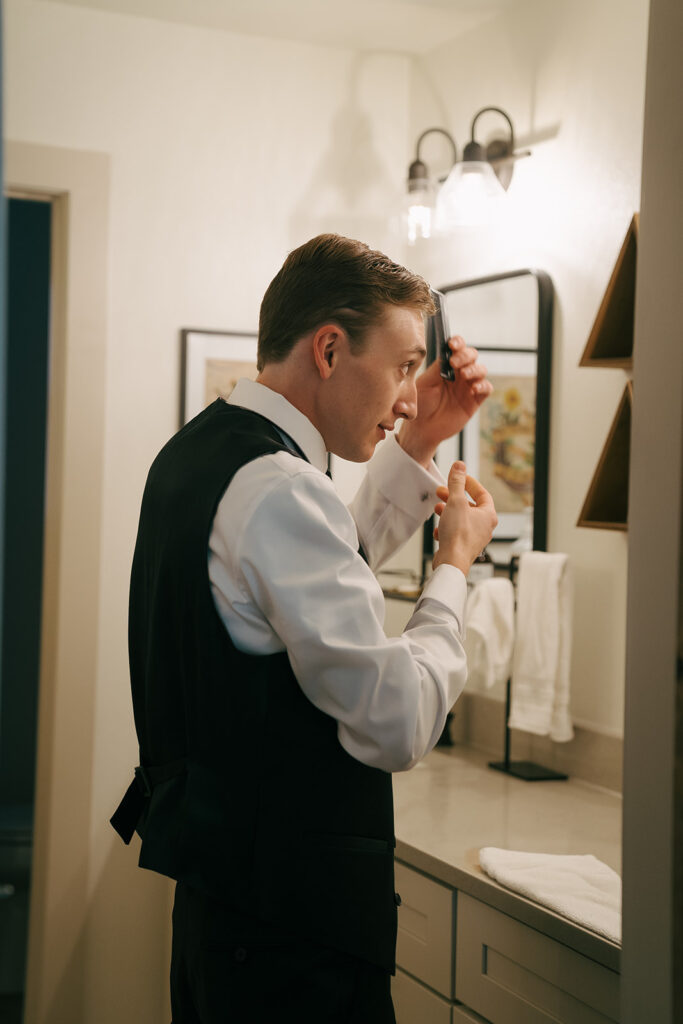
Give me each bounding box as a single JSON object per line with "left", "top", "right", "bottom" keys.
{"left": 5, "top": 3, "right": 411, "bottom": 1021}
{"left": 406, "top": 0, "right": 649, "bottom": 736}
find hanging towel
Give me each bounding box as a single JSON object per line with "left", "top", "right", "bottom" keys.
{"left": 508, "top": 551, "right": 574, "bottom": 742}
{"left": 478, "top": 846, "right": 621, "bottom": 944}
{"left": 464, "top": 578, "right": 515, "bottom": 690}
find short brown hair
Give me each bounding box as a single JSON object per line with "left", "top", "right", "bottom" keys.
{"left": 257, "top": 234, "right": 435, "bottom": 370}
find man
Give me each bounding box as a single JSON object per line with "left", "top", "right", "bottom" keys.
{"left": 111, "top": 234, "right": 497, "bottom": 1023}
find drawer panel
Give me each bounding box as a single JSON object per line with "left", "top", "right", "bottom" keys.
{"left": 452, "top": 1006, "right": 493, "bottom": 1024}
{"left": 455, "top": 892, "right": 619, "bottom": 1024}
{"left": 392, "top": 968, "right": 452, "bottom": 1024}
{"left": 395, "top": 862, "right": 454, "bottom": 999}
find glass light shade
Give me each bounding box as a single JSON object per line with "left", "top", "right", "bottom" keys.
{"left": 403, "top": 180, "right": 437, "bottom": 244}
{"left": 435, "top": 160, "right": 505, "bottom": 229}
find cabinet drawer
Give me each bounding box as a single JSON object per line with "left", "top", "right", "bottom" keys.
{"left": 392, "top": 968, "right": 452, "bottom": 1024}
{"left": 452, "top": 1007, "right": 493, "bottom": 1024}
{"left": 456, "top": 893, "right": 619, "bottom": 1023}
{"left": 395, "top": 862, "right": 454, "bottom": 999}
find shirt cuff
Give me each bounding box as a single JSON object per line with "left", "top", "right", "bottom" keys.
{"left": 417, "top": 563, "right": 468, "bottom": 632}
{"left": 367, "top": 435, "right": 445, "bottom": 519}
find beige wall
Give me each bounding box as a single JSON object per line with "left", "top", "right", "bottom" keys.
{"left": 405, "top": 0, "right": 649, "bottom": 736}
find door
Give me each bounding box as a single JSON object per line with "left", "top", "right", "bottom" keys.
{"left": 0, "top": 196, "right": 51, "bottom": 1024}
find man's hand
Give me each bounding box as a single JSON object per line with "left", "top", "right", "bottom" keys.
{"left": 432, "top": 461, "right": 498, "bottom": 576}
{"left": 398, "top": 336, "right": 493, "bottom": 467}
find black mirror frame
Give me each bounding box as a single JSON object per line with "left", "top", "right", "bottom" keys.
{"left": 423, "top": 268, "right": 554, "bottom": 570}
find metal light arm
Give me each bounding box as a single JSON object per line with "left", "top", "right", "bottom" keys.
{"left": 408, "top": 127, "right": 458, "bottom": 190}
{"left": 464, "top": 106, "right": 529, "bottom": 189}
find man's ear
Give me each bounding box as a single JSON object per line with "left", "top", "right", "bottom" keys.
{"left": 312, "top": 324, "right": 345, "bottom": 380}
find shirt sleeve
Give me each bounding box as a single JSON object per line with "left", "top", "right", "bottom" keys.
{"left": 349, "top": 435, "right": 445, "bottom": 571}
{"left": 218, "top": 457, "right": 468, "bottom": 773}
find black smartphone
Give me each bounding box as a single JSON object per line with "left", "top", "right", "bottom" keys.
{"left": 427, "top": 289, "right": 454, "bottom": 381}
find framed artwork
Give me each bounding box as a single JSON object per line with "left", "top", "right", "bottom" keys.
{"left": 180, "top": 329, "right": 258, "bottom": 426}
{"left": 436, "top": 350, "right": 537, "bottom": 541}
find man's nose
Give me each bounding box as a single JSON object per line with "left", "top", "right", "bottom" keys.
{"left": 394, "top": 380, "right": 418, "bottom": 421}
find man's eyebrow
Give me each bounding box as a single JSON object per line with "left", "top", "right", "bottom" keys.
{"left": 404, "top": 344, "right": 427, "bottom": 359}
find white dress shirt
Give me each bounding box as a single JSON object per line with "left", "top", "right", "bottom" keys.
{"left": 208, "top": 379, "right": 468, "bottom": 773}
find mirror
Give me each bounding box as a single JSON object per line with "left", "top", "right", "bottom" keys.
{"left": 424, "top": 269, "right": 554, "bottom": 571}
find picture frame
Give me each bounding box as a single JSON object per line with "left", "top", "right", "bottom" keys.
{"left": 435, "top": 349, "right": 537, "bottom": 542}
{"left": 180, "top": 328, "right": 258, "bottom": 426}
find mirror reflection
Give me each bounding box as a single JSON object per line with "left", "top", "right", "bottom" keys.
{"left": 428, "top": 270, "right": 553, "bottom": 566}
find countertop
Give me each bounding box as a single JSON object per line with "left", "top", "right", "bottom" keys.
{"left": 393, "top": 746, "right": 622, "bottom": 972}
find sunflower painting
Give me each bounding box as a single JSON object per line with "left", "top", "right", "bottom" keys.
{"left": 479, "top": 374, "right": 536, "bottom": 512}
{"left": 204, "top": 358, "right": 258, "bottom": 406}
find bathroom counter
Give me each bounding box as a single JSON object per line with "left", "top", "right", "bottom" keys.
{"left": 393, "top": 746, "right": 622, "bottom": 973}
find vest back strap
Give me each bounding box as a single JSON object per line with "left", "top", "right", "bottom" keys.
{"left": 110, "top": 757, "right": 187, "bottom": 844}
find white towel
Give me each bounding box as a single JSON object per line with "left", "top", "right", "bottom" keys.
{"left": 464, "top": 578, "right": 515, "bottom": 690}
{"left": 478, "top": 846, "right": 621, "bottom": 944}
{"left": 508, "top": 551, "right": 574, "bottom": 742}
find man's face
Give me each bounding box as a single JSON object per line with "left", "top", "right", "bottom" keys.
{"left": 323, "top": 305, "right": 426, "bottom": 462}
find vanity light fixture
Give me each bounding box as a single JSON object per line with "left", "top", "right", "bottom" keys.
{"left": 404, "top": 126, "right": 457, "bottom": 245}
{"left": 404, "top": 106, "right": 530, "bottom": 241}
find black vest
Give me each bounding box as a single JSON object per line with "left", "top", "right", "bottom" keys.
{"left": 112, "top": 400, "right": 397, "bottom": 971}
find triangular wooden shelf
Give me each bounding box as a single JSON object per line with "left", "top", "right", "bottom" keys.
{"left": 580, "top": 214, "right": 638, "bottom": 369}
{"left": 577, "top": 381, "right": 633, "bottom": 530}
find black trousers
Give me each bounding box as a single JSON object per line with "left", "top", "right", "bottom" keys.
{"left": 170, "top": 882, "right": 396, "bottom": 1024}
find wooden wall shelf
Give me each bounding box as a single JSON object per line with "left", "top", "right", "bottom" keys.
{"left": 577, "top": 381, "right": 633, "bottom": 531}
{"left": 579, "top": 214, "right": 638, "bottom": 369}
{"left": 577, "top": 213, "right": 637, "bottom": 530}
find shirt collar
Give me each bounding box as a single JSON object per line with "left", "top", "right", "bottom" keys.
{"left": 227, "top": 378, "right": 328, "bottom": 473}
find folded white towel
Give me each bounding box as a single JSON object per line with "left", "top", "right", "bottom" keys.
{"left": 479, "top": 846, "right": 621, "bottom": 944}
{"left": 464, "top": 578, "right": 515, "bottom": 690}
{"left": 508, "top": 551, "right": 574, "bottom": 742}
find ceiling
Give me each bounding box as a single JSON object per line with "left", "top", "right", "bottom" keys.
{"left": 43, "top": 0, "right": 521, "bottom": 54}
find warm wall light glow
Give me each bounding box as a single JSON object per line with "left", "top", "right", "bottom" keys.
{"left": 436, "top": 160, "right": 504, "bottom": 229}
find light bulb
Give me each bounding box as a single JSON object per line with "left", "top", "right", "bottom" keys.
{"left": 436, "top": 160, "right": 505, "bottom": 230}
{"left": 403, "top": 180, "right": 437, "bottom": 244}
{"left": 405, "top": 199, "right": 433, "bottom": 243}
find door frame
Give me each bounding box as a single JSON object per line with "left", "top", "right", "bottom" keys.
{"left": 621, "top": 0, "right": 683, "bottom": 1018}
{"left": 5, "top": 141, "right": 109, "bottom": 1024}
